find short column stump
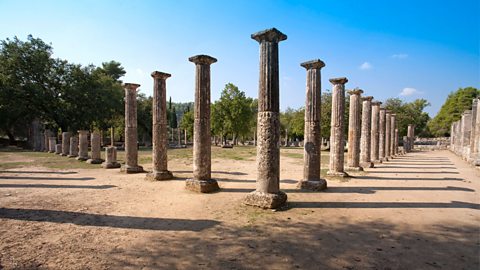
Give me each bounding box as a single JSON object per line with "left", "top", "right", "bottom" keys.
{"left": 243, "top": 190, "right": 287, "bottom": 209}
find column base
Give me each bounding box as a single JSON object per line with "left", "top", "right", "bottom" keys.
{"left": 297, "top": 179, "right": 327, "bottom": 191}
{"left": 345, "top": 166, "right": 363, "bottom": 172}
{"left": 145, "top": 170, "right": 174, "bottom": 181}
{"left": 361, "top": 162, "right": 374, "bottom": 168}
{"left": 67, "top": 155, "right": 78, "bottom": 158}
{"left": 326, "top": 171, "right": 349, "bottom": 177}
{"left": 243, "top": 190, "right": 287, "bottom": 209}
{"left": 76, "top": 156, "right": 89, "bottom": 161}
{"left": 101, "top": 162, "right": 121, "bottom": 169}
{"left": 372, "top": 159, "right": 381, "bottom": 163}
{"left": 185, "top": 179, "right": 219, "bottom": 193}
{"left": 86, "top": 158, "right": 104, "bottom": 164}
{"left": 60, "top": 153, "right": 68, "bottom": 157}
{"left": 48, "top": 150, "right": 55, "bottom": 153}
{"left": 120, "top": 165, "right": 145, "bottom": 174}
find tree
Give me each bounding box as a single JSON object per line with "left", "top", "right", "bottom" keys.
{"left": 384, "top": 98, "right": 431, "bottom": 137}
{"left": 179, "top": 109, "right": 194, "bottom": 139}
{"left": 100, "top": 60, "right": 126, "bottom": 81}
{"left": 428, "top": 87, "right": 479, "bottom": 137}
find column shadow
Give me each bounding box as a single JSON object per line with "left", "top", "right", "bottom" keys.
{"left": 0, "top": 184, "right": 116, "bottom": 189}
{"left": 287, "top": 201, "right": 479, "bottom": 210}
{"left": 0, "top": 176, "right": 95, "bottom": 181}
{"left": 0, "top": 170, "right": 78, "bottom": 175}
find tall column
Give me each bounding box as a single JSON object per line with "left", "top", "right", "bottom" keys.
{"left": 379, "top": 108, "right": 386, "bottom": 162}
{"left": 385, "top": 111, "right": 391, "bottom": 160}
{"left": 455, "top": 120, "right": 462, "bottom": 156}
{"left": 450, "top": 122, "right": 456, "bottom": 152}
{"left": 67, "top": 135, "right": 79, "bottom": 158}
{"left": 326, "top": 77, "right": 349, "bottom": 177}
{"left": 146, "top": 71, "right": 174, "bottom": 181}
{"left": 360, "top": 96, "right": 374, "bottom": 168}
{"left": 460, "top": 110, "right": 472, "bottom": 160}
{"left": 407, "top": 124, "right": 413, "bottom": 152}
{"left": 370, "top": 101, "right": 381, "bottom": 163}
{"left": 473, "top": 99, "right": 480, "bottom": 166}
{"left": 244, "top": 28, "right": 287, "bottom": 208}
{"left": 468, "top": 99, "right": 478, "bottom": 163}
{"left": 185, "top": 55, "right": 219, "bottom": 193}
{"left": 60, "top": 132, "right": 72, "bottom": 156}
{"left": 394, "top": 129, "right": 399, "bottom": 155}
{"left": 121, "top": 83, "right": 144, "bottom": 173}
{"left": 44, "top": 130, "right": 51, "bottom": 152}
{"left": 390, "top": 114, "right": 396, "bottom": 157}
{"left": 403, "top": 136, "right": 409, "bottom": 153}
{"left": 87, "top": 131, "right": 103, "bottom": 164}
{"left": 346, "top": 88, "right": 363, "bottom": 171}
{"left": 76, "top": 130, "right": 89, "bottom": 161}
{"left": 297, "top": 59, "right": 327, "bottom": 191}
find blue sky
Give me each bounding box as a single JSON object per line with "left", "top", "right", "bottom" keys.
{"left": 0, "top": 0, "right": 478, "bottom": 116}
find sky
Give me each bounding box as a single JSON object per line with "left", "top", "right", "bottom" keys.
{"left": 0, "top": 0, "right": 478, "bottom": 116}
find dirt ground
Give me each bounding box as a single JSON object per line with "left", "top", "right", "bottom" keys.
{"left": 0, "top": 147, "right": 479, "bottom": 270}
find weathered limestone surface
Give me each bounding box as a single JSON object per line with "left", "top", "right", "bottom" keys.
{"left": 403, "top": 136, "right": 409, "bottom": 153}
{"left": 67, "top": 135, "right": 79, "bottom": 158}
{"left": 102, "top": 146, "right": 121, "bottom": 169}
{"left": 48, "top": 136, "right": 56, "bottom": 153}
{"left": 61, "top": 132, "right": 72, "bottom": 156}
{"left": 55, "top": 144, "right": 62, "bottom": 155}
{"left": 327, "top": 77, "right": 349, "bottom": 177}
{"left": 86, "top": 131, "right": 103, "bottom": 164}
{"left": 76, "top": 130, "right": 89, "bottom": 161}
{"left": 297, "top": 59, "right": 327, "bottom": 191}
{"left": 370, "top": 101, "right": 381, "bottom": 163}
{"left": 473, "top": 99, "right": 480, "bottom": 165}
{"left": 44, "top": 130, "right": 52, "bottom": 152}
{"left": 31, "top": 119, "right": 43, "bottom": 151}
{"left": 390, "top": 114, "right": 397, "bottom": 157}
{"left": 468, "top": 99, "right": 478, "bottom": 164}
{"left": 121, "top": 83, "right": 144, "bottom": 173}
{"left": 460, "top": 111, "right": 472, "bottom": 160}
{"left": 385, "top": 112, "right": 391, "bottom": 159}
{"left": 346, "top": 88, "right": 363, "bottom": 171}
{"left": 455, "top": 120, "right": 462, "bottom": 156}
{"left": 244, "top": 28, "right": 288, "bottom": 208}
{"left": 379, "top": 109, "right": 386, "bottom": 161}
{"left": 185, "top": 55, "right": 219, "bottom": 193}
{"left": 360, "top": 96, "right": 374, "bottom": 168}
{"left": 394, "top": 129, "right": 399, "bottom": 155}
{"left": 146, "top": 71, "right": 174, "bottom": 181}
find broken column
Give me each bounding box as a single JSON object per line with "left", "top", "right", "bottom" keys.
{"left": 48, "top": 136, "right": 56, "bottom": 153}
{"left": 370, "top": 101, "right": 381, "bottom": 163}
{"left": 346, "top": 88, "right": 363, "bottom": 171}
{"left": 146, "top": 71, "right": 174, "bottom": 181}
{"left": 326, "top": 77, "right": 349, "bottom": 177}
{"left": 297, "top": 59, "right": 327, "bottom": 191}
{"left": 121, "top": 83, "right": 144, "bottom": 173}
{"left": 244, "top": 28, "right": 288, "bottom": 208}
{"left": 60, "top": 132, "right": 72, "bottom": 156}
{"left": 102, "top": 146, "right": 121, "bottom": 168}
{"left": 390, "top": 114, "right": 397, "bottom": 157}
{"left": 55, "top": 144, "right": 62, "bottom": 155}
{"left": 379, "top": 108, "right": 386, "bottom": 162}
{"left": 76, "top": 130, "right": 89, "bottom": 161}
{"left": 360, "top": 96, "right": 374, "bottom": 168}
{"left": 67, "top": 135, "right": 79, "bottom": 158}
{"left": 87, "top": 131, "right": 103, "bottom": 164}
{"left": 185, "top": 55, "right": 219, "bottom": 192}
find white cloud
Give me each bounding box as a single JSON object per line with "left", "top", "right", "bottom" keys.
{"left": 359, "top": 62, "right": 372, "bottom": 70}
{"left": 392, "top": 53, "right": 408, "bottom": 59}
{"left": 399, "top": 87, "right": 422, "bottom": 96}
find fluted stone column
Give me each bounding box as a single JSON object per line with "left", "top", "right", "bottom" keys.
{"left": 460, "top": 111, "right": 472, "bottom": 160}
{"left": 407, "top": 124, "right": 413, "bottom": 152}
{"left": 48, "top": 136, "right": 56, "bottom": 153}
{"left": 185, "top": 55, "right": 219, "bottom": 193}
{"left": 390, "top": 114, "right": 396, "bottom": 157}
{"left": 327, "top": 77, "right": 349, "bottom": 177}
{"left": 244, "top": 28, "right": 288, "bottom": 208}
{"left": 76, "top": 130, "right": 89, "bottom": 161}
{"left": 394, "top": 129, "right": 399, "bottom": 155}
{"left": 67, "top": 135, "right": 79, "bottom": 158}
{"left": 379, "top": 108, "right": 386, "bottom": 162}
{"left": 450, "top": 122, "right": 456, "bottom": 152}
{"left": 60, "top": 132, "right": 72, "bottom": 156}
{"left": 455, "top": 120, "right": 462, "bottom": 156}
{"left": 297, "top": 59, "right": 327, "bottom": 191}
{"left": 55, "top": 144, "right": 62, "bottom": 155}
{"left": 346, "top": 88, "right": 363, "bottom": 171}
{"left": 370, "top": 101, "right": 381, "bottom": 163}
{"left": 121, "top": 83, "right": 144, "bottom": 173}
{"left": 468, "top": 99, "right": 478, "bottom": 163}
{"left": 87, "top": 131, "right": 103, "bottom": 164}
{"left": 102, "top": 146, "right": 121, "bottom": 168}
{"left": 473, "top": 99, "right": 480, "bottom": 165}
{"left": 360, "top": 96, "right": 374, "bottom": 168}
{"left": 146, "top": 71, "right": 174, "bottom": 181}
{"left": 385, "top": 111, "right": 391, "bottom": 159}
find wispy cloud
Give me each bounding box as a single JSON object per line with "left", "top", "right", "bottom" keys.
{"left": 399, "top": 87, "right": 422, "bottom": 96}
{"left": 391, "top": 53, "right": 408, "bottom": 59}
{"left": 359, "top": 62, "right": 372, "bottom": 70}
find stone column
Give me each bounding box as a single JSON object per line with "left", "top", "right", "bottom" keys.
{"left": 60, "top": 132, "right": 72, "bottom": 156}
{"left": 76, "top": 130, "right": 89, "bottom": 161}
{"left": 44, "top": 130, "right": 51, "bottom": 152}
{"left": 473, "top": 99, "right": 480, "bottom": 165}
{"left": 468, "top": 99, "right": 478, "bottom": 163}
{"left": 379, "top": 108, "right": 386, "bottom": 162}
{"left": 370, "top": 101, "right": 381, "bottom": 163}
{"left": 87, "top": 131, "right": 103, "bottom": 164}
{"left": 55, "top": 144, "right": 62, "bottom": 155}
{"left": 121, "top": 83, "right": 144, "bottom": 173}
{"left": 146, "top": 71, "right": 173, "bottom": 181}
{"left": 394, "top": 129, "right": 399, "bottom": 155}
{"left": 346, "top": 88, "right": 363, "bottom": 171}
{"left": 244, "top": 28, "right": 288, "bottom": 208}
{"left": 297, "top": 59, "right": 327, "bottom": 191}
{"left": 390, "top": 114, "right": 396, "bottom": 157}
{"left": 185, "top": 55, "right": 219, "bottom": 192}
{"left": 385, "top": 111, "right": 391, "bottom": 159}
{"left": 460, "top": 110, "right": 472, "bottom": 160}
{"left": 450, "top": 122, "right": 455, "bottom": 152}
{"left": 48, "top": 136, "right": 56, "bottom": 153}
{"left": 67, "top": 135, "right": 79, "bottom": 158}
{"left": 360, "top": 96, "right": 374, "bottom": 168}
{"left": 326, "top": 77, "right": 349, "bottom": 177}
{"left": 455, "top": 120, "right": 462, "bottom": 156}
{"left": 403, "top": 136, "right": 409, "bottom": 153}
{"left": 407, "top": 124, "right": 413, "bottom": 152}
{"left": 102, "top": 146, "right": 121, "bottom": 168}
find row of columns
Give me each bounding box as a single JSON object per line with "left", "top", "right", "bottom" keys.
{"left": 450, "top": 98, "right": 480, "bottom": 166}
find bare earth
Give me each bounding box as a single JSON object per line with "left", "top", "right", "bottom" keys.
{"left": 0, "top": 148, "right": 479, "bottom": 269}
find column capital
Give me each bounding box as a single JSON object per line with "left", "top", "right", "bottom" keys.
{"left": 300, "top": 59, "right": 325, "bottom": 70}
{"left": 251, "top": 28, "right": 287, "bottom": 43}
{"left": 371, "top": 101, "right": 382, "bottom": 106}
{"left": 151, "top": 71, "right": 171, "bottom": 79}
{"left": 329, "top": 77, "right": 348, "bottom": 84}
{"left": 347, "top": 88, "right": 363, "bottom": 95}
{"left": 188, "top": 54, "right": 217, "bottom": 65}
{"left": 124, "top": 83, "right": 141, "bottom": 90}
{"left": 362, "top": 96, "right": 374, "bottom": 102}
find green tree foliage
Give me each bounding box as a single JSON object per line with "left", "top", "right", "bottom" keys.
{"left": 428, "top": 87, "right": 479, "bottom": 137}
{"left": 137, "top": 93, "right": 153, "bottom": 142}
{"left": 384, "top": 98, "right": 431, "bottom": 137}
{"left": 280, "top": 107, "right": 305, "bottom": 140}
{"left": 179, "top": 109, "right": 194, "bottom": 139}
